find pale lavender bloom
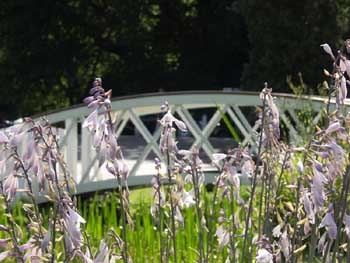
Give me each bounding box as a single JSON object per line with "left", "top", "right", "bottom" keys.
{"left": 0, "top": 251, "right": 10, "bottom": 261}
{"left": 159, "top": 110, "right": 187, "bottom": 133}
{"left": 159, "top": 127, "right": 178, "bottom": 154}
{"left": 0, "top": 225, "right": 8, "bottom": 232}
{"left": 21, "top": 238, "right": 43, "bottom": 263}
{"left": 0, "top": 132, "right": 8, "bottom": 144}
{"left": 343, "top": 213, "right": 350, "bottom": 239}
{"left": 297, "top": 160, "right": 304, "bottom": 174}
{"left": 113, "top": 159, "right": 129, "bottom": 179}
{"left": 279, "top": 230, "right": 290, "bottom": 261}
{"left": 320, "top": 43, "right": 335, "bottom": 60}
{"left": 3, "top": 173, "right": 18, "bottom": 200}
{"left": 272, "top": 224, "right": 282, "bottom": 238}
{"left": 259, "top": 86, "right": 280, "bottom": 143}
{"left": 212, "top": 153, "right": 227, "bottom": 166}
{"left": 77, "top": 251, "right": 94, "bottom": 263}
{"left": 94, "top": 240, "right": 110, "bottom": 263}
{"left": 175, "top": 206, "right": 184, "bottom": 225}
{"left": 62, "top": 202, "right": 86, "bottom": 248}
{"left": 256, "top": 248, "right": 273, "bottom": 263}
{"left": 215, "top": 225, "right": 230, "bottom": 251}
{"left": 301, "top": 187, "right": 315, "bottom": 224}
{"left": 311, "top": 164, "right": 327, "bottom": 211}
{"left": 179, "top": 189, "right": 195, "bottom": 208}
{"left": 0, "top": 238, "right": 10, "bottom": 249}
{"left": 317, "top": 232, "right": 328, "bottom": 256}
{"left": 339, "top": 76, "right": 347, "bottom": 104}
{"left": 159, "top": 104, "right": 187, "bottom": 155}
{"left": 313, "top": 160, "right": 323, "bottom": 173}
{"left": 319, "top": 212, "right": 337, "bottom": 240}
{"left": 241, "top": 158, "right": 254, "bottom": 177}
{"left": 82, "top": 109, "right": 98, "bottom": 132}
{"left": 325, "top": 140, "right": 346, "bottom": 180}
{"left": 325, "top": 121, "right": 341, "bottom": 135}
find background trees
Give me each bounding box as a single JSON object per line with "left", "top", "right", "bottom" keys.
{"left": 0, "top": 0, "right": 349, "bottom": 120}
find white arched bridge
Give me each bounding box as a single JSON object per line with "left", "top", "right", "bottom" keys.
{"left": 33, "top": 91, "right": 341, "bottom": 194}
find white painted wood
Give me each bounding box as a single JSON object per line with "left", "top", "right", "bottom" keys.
{"left": 65, "top": 118, "right": 78, "bottom": 182}
{"left": 23, "top": 91, "right": 350, "bottom": 194}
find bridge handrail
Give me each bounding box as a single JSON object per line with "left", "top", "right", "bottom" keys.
{"left": 13, "top": 91, "right": 350, "bottom": 194}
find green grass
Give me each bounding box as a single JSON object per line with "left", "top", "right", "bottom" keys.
{"left": 0, "top": 185, "right": 240, "bottom": 262}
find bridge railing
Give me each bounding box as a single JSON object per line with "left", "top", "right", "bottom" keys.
{"left": 30, "top": 91, "right": 347, "bottom": 194}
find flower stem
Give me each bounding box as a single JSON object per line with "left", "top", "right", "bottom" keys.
{"left": 205, "top": 170, "right": 222, "bottom": 263}
{"left": 242, "top": 93, "right": 267, "bottom": 262}
{"left": 0, "top": 181, "right": 24, "bottom": 263}
{"left": 166, "top": 139, "right": 177, "bottom": 263}
{"left": 191, "top": 152, "right": 204, "bottom": 262}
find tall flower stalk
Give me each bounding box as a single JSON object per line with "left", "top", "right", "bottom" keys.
{"left": 157, "top": 101, "right": 187, "bottom": 262}
{"left": 83, "top": 78, "right": 131, "bottom": 263}
{"left": 242, "top": 84, "right": 269, "bottom": 261}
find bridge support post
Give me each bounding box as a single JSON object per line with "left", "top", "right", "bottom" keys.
{"left": 81, "top": 123, "right": 98, "bottom": 183}
{"left": 65, "top": 118, "right": 78, "bottom": 182}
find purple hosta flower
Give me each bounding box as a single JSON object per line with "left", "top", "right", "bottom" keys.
{"left": 175, "top": 206, "right": 184, "bottom": 226}
{"left": 40, "top": 224, "right": 51, "bottom": 251}
{"left": 272, "top": 224, "right": 282, "bottom": 238}
{"left": 212, "top": 153, "right": 227, "bottom": 166}
{"left": 343, "top": 213, "right": 350, "bottom": 239}
{"left": 179, "top": 189, "right": 195, "bottom": 208}
{"left": 150, "top": 160, "right": 166, "bottom": 220}
{"left": 339, "top": 75, "right": 347, "bottom": 105}
{"left": 113, "top": 159, "right": 129, "bottom": 179}
{"left": 241, "top": 158, "right": 255, "bottom": 178}
{"left": 256, "top": 248, "right": 273, "bottom": 263}
{"left": 320, "top": 43, "right": 335, "bottom": 60}
{"left": 325, "top": 120, "right": 341, "bottom": 135}
{"left": 93, "top": 240, "right": 110, "bottom": 263}
{"left": 319, "top": 211, "right": 337, "bottom": 240}
{"left": 215, "top": 225, "right": 230, "bottom": 251}
{"left": 0, "top": 225, "right": 8, "bottom": 232}
{"left": 3, "top": 173, "right": 18, "bottom": 200}
{"left": 20, "top": 238, "right": 43, "bottom": 263}
{"left": 311, "top": 162, "right": 327, "bottom": 211}
{"left": 0, "top": 251, "right": 10, "bottom": 261}
{"left": 62, "top": 201, "right": 86, "bottom": 249}
{"left": 317, "top": 232, "right": 328, "bottom": 256}
{"left": 0, "top": 131, "right": 8, "bottom": 144}
{"left": 255, "top": 236, "right": 274, "bottom": 263}
{"left": 159, "top": 103, "right": 187, "bottom": 154}
{"left": 159, "top": 127, "right": 178, "bottom": 155}
{"left": 0, "top": 238, "right": 10, "bottom": 249}
{"left": 297, "top": 160, "right": 304, "bottom": 174}
{"left": 260, "top": 86, "right": 280, "bottom": 141}
{"left": 77, "top": 251, "right": 94, "bottom": 263}
{"left": 32, "top": 155, "right": 46, "bottom": 192}
{"left": 159, "top": 104, "right": 187, "bottom": 133}
{"left": 301, "top": 187, "right": 315, "bottom": 224}
{"left": 324, "top": 140, "right": 346, "bottom": 180}
{"left": 83, "top": 79, "right": 130, "bottom": 185}
{"left": 82, "top": 109, "right": 98, "bottom": 132}
{"left": 279, "top": 230, "right": 290, "bottom": 261}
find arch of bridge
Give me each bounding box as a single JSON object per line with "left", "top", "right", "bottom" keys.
{"left": 32, "top": 91, "right": 346, "bottom": 194}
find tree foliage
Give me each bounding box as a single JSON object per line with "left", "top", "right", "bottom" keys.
{"left": 1, "top": 0, "right": 350, "bottom": 120}
{"left": 0, "top": 0, "right": 247, "bottom": 120}
{"left": 240, "top": 0, "right": 349, "bottom": 92}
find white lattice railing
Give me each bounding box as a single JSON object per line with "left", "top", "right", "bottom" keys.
{"left": 30, "top": 91, "right": 348, "bottom": 194}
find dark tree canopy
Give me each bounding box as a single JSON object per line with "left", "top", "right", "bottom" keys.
{"left": 240, "top": 0, "right": 350, "bottom": 92}
{"left": 0, "top": 0, "right": 248, "bottom": 120}
{"left": 0, "top": 0, "right": 349, "bottom": 120}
